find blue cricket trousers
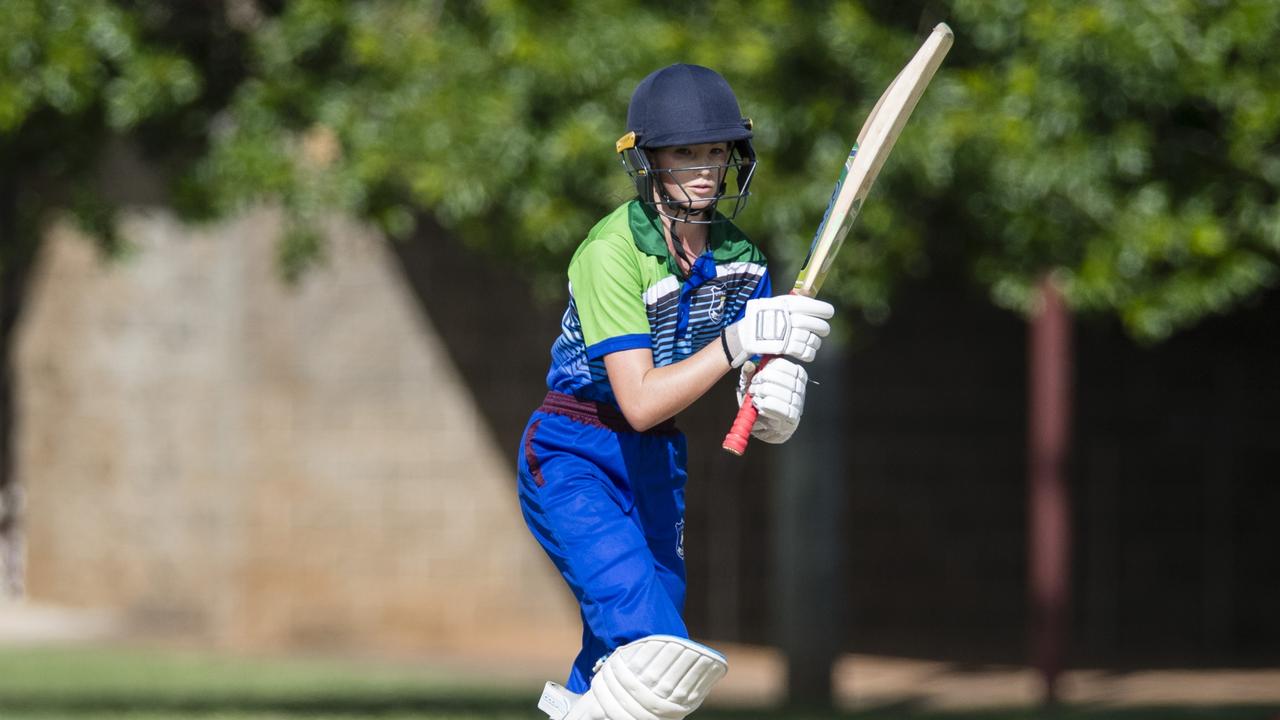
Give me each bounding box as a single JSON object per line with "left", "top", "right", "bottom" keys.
{"left": 517, "top": 391, "right": 689, "bottom": 693}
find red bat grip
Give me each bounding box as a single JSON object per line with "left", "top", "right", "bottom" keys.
{"left": 722, "top": 393, "right": 760, "bottom": 455}
{"left": 721, "top": 355, "right": 775, "bottom": 455}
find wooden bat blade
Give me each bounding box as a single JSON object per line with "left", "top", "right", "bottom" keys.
{"left": 793, "top": 22, "right": 953, "bottom": 297}
{"left": 723, "top": 23, "right": 954, "bottom": 457}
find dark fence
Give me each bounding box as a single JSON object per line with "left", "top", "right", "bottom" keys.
{"left": 405, "top": 224, "right": 1280, "bottom": 668}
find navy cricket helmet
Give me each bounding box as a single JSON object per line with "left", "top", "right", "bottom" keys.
{"left": 616, "top": 64, "right": 757, "bottom": 223}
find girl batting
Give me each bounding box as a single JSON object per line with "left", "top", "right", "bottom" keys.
{"left": 518, "top": 64, "right": 835, "bottom": 720}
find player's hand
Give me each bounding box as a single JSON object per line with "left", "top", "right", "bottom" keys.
{"left": 737, "top": 358, "right": 808, "bottom": 444}
{"left": 720, "top": 295, "right": 834, "bottom": 367}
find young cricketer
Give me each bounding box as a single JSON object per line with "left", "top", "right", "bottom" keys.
{"left": 517, "top": 64, "right": 835, "bottom": 720}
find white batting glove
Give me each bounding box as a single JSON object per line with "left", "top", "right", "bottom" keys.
{"left": 720, "top": 295, "right": 834, "bottom": 368}
{"left": 736, "top": 358, "right": 808, "bottom": 444}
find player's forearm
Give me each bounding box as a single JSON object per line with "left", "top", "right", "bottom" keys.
{"left": 605, "top": 343, "right": 731, "bottom": 432}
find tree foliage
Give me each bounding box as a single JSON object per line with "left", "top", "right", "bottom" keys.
{"left": 0, "top": 0, "right": 241, "bottom": 257}
{"left": 937, "top": 0, "right": 1280, "bottom": 338}
{"left": 4, "top": 0, "right": 1279, "bottom": 340}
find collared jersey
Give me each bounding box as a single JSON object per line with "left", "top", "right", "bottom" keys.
{"left": 546, "top": 199, "right": 771, "bottom": 405}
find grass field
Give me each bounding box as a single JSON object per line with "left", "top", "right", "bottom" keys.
{"left": 0, "top": 644, "right": 1276, "bottom": 720}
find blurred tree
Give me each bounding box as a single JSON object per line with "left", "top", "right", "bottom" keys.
{"left": 1, "top": 0, "right": 1278, "bottom": 704}
{"left": 184, "top": 0, "right": 1279, "bottom": 336}
{"left": 934, "top": 0, "right": 1280, "bottom": 338}
{"left": 924, "top": 1, "right": 1279, "bottom": 702}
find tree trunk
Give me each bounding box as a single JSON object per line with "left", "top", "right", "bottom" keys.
{"left": 1028, "top": 275, "right": 1073, "bottom": 703}
{"left": 774, "top": 338, "right": 846, "bottom": 707}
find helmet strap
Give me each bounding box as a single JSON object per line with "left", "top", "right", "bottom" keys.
{"left": 660, "top": 204, "right": 713, "bottom": 278}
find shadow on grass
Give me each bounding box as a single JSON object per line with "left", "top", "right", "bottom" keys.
{"left": 1, "top": 691, "right": 1277, "bottom": 720}
{"left": 701, "top": 705, "right": 1280, "bottom": 720}
{"left": 0, "top": 689, "right": 530, "bottom": 717}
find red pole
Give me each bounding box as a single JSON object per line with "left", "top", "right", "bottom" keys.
{"left": 1028, "top": 275, "right": 1073, "bottom": 704}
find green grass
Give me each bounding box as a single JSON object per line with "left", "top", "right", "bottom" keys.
{"left": 0, "top": 644, "right": 529, "bottom": 720}
{"left": 0, "top": 645, "right": 1275, "bottom": 720}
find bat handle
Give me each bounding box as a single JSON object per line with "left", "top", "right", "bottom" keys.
{"left": 721, "top": 355, "right": 775, "bottom": 455}
{"left": 721, "top": 394, "right": 760, "bottom": 455}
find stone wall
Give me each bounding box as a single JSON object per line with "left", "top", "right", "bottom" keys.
{"left": 14, "top": 208, "right": 579, "bottom": 657}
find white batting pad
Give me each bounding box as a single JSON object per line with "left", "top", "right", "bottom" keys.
{"left": 567, "top": 635, "right": 728, "bottom": 720}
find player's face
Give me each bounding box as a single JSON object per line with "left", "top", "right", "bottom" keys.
{"left": 651, "top": 142, "right": 730, "bottom": 212}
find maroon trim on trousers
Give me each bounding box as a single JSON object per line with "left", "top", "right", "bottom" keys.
{"left": 539, "top": 391, "right": 678, "bottom": 434}
{"left": 524, "top": 418, "right": 546, "bottom": 487}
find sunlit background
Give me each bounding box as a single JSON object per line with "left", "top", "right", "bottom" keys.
{"left": 1, "top": 1, "right": 1278, "bottom": 718}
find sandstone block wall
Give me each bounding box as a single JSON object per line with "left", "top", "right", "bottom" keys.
{"left": 14, "top": 208, "right": 579, "bottom": 657}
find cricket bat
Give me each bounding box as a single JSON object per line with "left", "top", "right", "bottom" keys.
{"left": 723, "top": 22, "right": 954, "bottom": 456}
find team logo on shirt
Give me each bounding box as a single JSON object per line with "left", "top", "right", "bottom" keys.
{"left": 705, "top": 283, "right": 725, "bottom": 323}
{"left": 675, "top": 518, "right": 686, "bottom": 559}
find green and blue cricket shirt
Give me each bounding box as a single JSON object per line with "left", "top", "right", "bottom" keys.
{"left": 546, "top": 199, "right": 772, "bottom": 405}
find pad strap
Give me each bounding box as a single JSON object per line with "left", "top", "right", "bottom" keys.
{"left": 539, "top": 682, "right": 580, "bottom": 720}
